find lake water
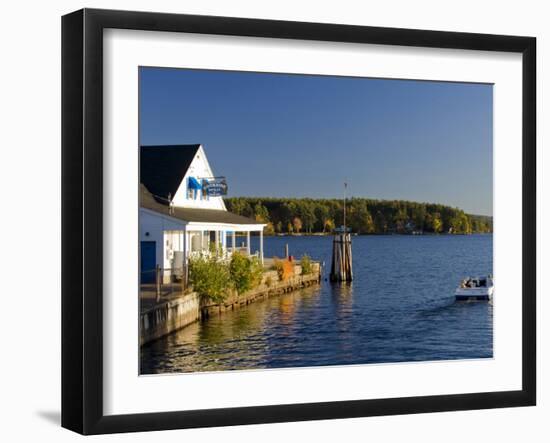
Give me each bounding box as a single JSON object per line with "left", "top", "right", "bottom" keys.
{"left": 140, "top": 234, "right": 493, "bottom": 374}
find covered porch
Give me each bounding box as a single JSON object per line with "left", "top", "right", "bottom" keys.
{"left": 163, "top": 222, "right": 265, "bottom": 284}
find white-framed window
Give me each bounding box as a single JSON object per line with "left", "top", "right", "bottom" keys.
{"left": 201, "top": 179, "right": 209, "bottom": 200}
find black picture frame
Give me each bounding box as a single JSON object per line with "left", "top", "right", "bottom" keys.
{"left": 62, "top": 8, "right": 536, "bottom": 435}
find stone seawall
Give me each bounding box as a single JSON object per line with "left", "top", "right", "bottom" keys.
{"left": 140, "top": 262, "right": 321, "bottom": 345}
{"left": 200, "top": 263, "right": 321, "bottom": 318}
{"left": 140, "top": 291, "right": 201, "bottom": 346}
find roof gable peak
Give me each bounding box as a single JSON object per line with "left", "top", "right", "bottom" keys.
{"left": 140, "top": 144, "right": 201, "bottom": 202}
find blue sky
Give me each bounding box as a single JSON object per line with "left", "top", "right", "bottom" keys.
{"left": 140, "top": 67, "right": 493, "bottom": 216}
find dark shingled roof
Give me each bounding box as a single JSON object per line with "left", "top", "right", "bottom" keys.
{"left": 140, "top": 184, "right": 263, "bottom": 226}
{"left": 140, "top": 144, "right": 200, "bottom": 202}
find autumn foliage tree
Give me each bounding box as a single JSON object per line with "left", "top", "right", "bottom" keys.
{"left": 224, "top": 197, "right": 492, "bottom": 235}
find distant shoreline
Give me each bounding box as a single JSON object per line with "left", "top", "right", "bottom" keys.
{"left": 225, "top": 197, "right": 493, "bottom": 236}
{"left": 252, "top": 232, "right": 494, "bottom": 237}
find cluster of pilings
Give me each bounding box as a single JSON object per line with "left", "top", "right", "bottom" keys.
{"left": 330, "top": 232, "right": 353, "bottom": 282}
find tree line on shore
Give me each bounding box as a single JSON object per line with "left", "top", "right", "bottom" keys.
{"left": 224, "top": 197, "right": 493, "bottom": 236}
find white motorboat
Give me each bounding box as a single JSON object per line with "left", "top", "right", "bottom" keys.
{"left": 455, "top": 276, "right": 494, "bottom": 301}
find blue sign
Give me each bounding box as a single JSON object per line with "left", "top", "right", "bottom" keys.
{"left": 203, "top": 178, "right": 228, "bottom": 196}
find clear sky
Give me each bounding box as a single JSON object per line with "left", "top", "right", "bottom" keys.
{"left": 139, "top": 67, "right": 493, "bottom": 216}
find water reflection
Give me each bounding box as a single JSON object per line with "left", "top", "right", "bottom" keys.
{"left": 330, "top": 281, "right": 354, "bottom": 314}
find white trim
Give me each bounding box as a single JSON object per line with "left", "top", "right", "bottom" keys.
{"left": 196, "top": 145, "right": 227, "bottom": 211}
{"left": 186, "top": 222, "right": 265, "bottom": 232}
{"left": 140, "top": 207, "right": 187, "bottom": 227}
{"left": 259, "top": 230, "right": 264, "bottom": 264}
{"left": 172, "top": 145, "right": 227, "bottom": 210}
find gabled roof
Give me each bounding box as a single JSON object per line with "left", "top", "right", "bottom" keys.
{"left": 140, "top": 183, "right": 263, "bottom": 226}
{"left": 140, "top": 144, "right": 200, "bottom": 202}
{"left": 171, "top": 207, "right": 265, "bottom": 226}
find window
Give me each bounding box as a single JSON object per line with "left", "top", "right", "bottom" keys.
{"left": 188, "top": 176, "right": 202, "bottom": 200}
{"left": 202, "top": 179, "right": 209, "bottom": 200}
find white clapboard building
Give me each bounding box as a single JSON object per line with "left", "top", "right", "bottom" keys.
{"left": 139, "top": 144, "right": 265, "bottom": 283}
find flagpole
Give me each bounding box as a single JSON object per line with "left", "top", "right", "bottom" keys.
{"left": 343, "top": 182, "right": 347, "bottom": 232}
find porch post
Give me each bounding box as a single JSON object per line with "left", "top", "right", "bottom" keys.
{"left": 246, "top": 231, "right": 251, "bottom": 255}
{"left": 182, "top": 227, "right": 188, "bottom": 286}
{"left": 232, "top": 231, "right": 236, "bottom": 253}
{"left": 201, "top": 230, "right": 204, "bottom": 251}
{"left": 259, "top": 229, "right": 264, "bottom": 264}
{"left": 183, "top": 229, "right": 188, "bottom": 255}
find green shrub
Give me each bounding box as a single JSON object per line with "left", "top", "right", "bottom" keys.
{"left": 208, "top": 240, "right": 223, "bottom": 255}
{"left": 265, "top": 275, "right": 273, "bottom": 288}
{"left": 269, "top": 257, "right": 280, "bottom": 271}
{"left": 229, "top": 252, "right": 264, "bottom": 295}
{"left": 188, "top": 254, "right": 231, "bottom": 303}
{"left": 250, "top": 256, "right": 264, "bottom": 287}
{"left": 300, "top": 254, "right": 313, "bottom": 275}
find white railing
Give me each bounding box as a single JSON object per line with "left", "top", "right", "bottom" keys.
{"left": 188, "top": 249, "right": 232, "bottom": 263}
{"left": 187, "top": 247, "right": 258, "bottom": 263}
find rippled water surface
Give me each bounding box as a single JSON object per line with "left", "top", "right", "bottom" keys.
{"left": 140, "top": 234, "right": 493, "bottom": 374}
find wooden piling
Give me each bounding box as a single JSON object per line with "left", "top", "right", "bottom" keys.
{"left": 330, "top": 182, "right": 353, "bottom": 282}
{"left": 155, "top": 264, "right": 161, "bottom": 302}
{"left": 330, "top": 232, "right": 353, "bottom": 282}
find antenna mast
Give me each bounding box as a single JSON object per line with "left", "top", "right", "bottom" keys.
{"left": 343, "top": 182, "right": 347, "bottom": 232}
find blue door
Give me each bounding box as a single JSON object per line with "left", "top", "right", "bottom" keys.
{"left": 140, "top": 241, "right": 156, "bottom": 284}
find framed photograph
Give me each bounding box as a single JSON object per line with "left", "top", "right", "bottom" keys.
{"left": 61, "top": 8, "right": 536, "bottom": 435}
